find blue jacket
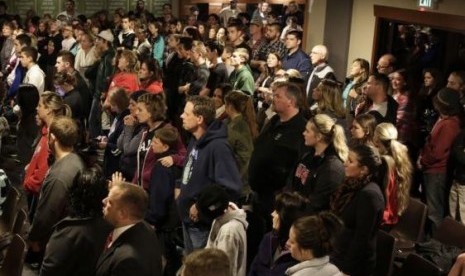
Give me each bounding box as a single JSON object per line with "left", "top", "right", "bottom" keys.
{"left": 177, "top": 120, "right": 243, "bottom": 224}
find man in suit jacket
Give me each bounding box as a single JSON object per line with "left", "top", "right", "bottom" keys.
{"left": 95, "top": 183, "right": 162, "bottom": 276}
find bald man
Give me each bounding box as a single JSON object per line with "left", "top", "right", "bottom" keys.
{"left": 376, "top": 54, "right": 396, "bottom": 76}
{"left": 305, "top": 44, "right": 336, "bottom": 105}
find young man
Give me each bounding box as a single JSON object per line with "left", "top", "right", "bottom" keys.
{"left": 28, "top": 116, "right": 84, "bottom": 261}
{"left": 282, "top": 30, "right": 312, "bottom": 81}
{"left": 178, "top": 96, "right": 242, "bottom": 254}
{"left": 61, "top": 23, "right": 76, "bottom": 51}
{"left": 6, "top": 33, "right": 31, "bottom": 98}
{"left": 205, "top": 41, "right": 228, "bottom": 95}
{"left": 227, "top": 22, "right": 252, "bottom": 59}
{"left": 115, "top": 16, "right": 135, "bottom": 51}
{"left": 229, "top": 48, "right": 254, "bottom": 95}
{"left": 20, "top": 46, "right": 45, "bottom": 94}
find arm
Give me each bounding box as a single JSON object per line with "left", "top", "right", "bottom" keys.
{"left": 211, "top": 142, "right": 243, "bottom": 197}
{"left": 171, "top": 134, "right": 187, "bottom": 167}
{"left": 40, "top": 233, "right": 77, "bottom": 276}
{"left": 421, "top": 121, "right": 460, "bottom": 167}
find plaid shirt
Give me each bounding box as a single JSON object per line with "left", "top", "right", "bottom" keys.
{"left": 257, "top": 39, "right": 287, "bottom": 61}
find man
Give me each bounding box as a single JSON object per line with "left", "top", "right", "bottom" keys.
{"left": 282, "top": 30, "right": 312, "bottom": 81}
{"left": 181, "top": 249, "right": 230, "bottom": 276}
{"left": 56, "top": 50, "right": 91, "bottom": 120}
{"left": 163, "top": 34, "right": 184, "bottom": 122}
{"left": 162, "top": 3, "right": 174, "bottom": 23}
{"left": 376, "top": 53, "right": 397, "bottom": 76}
{"left": 89, "top": 30, "right": 115, "bottom": 139}
{"left": 446, "top": 71, "right": 465, "bottom": 109}
{"left": 115, "top": 16, "right": 135, "bottom": 51}
{"left": 61, "top": 24, "right": 76, "bottom": 51}
{"left": 178, "top": 96, "right": 242, "bottom": 254}
{"left": 28, "top": 116, "right": 84, "bottom": 260}
{"left": 305, "top": 44, "right": 336, "bottom": 105}
{"left": 247, "top": 19, "right": 266, "bottom": 71}
{"left": 205, "top": 41, "right": 228, "bottom": 95}
{"left": 283, "top": 1, "right": 303, "bottom": 26}
{"left": 176, "top": 37, "right": 196, "bottom": 113}
{"left": 362, "top": 73, "right": 398, "bottom": 124}
{"left": 219, "top": 0, "right": 242, "bottom": 26}
{"left": 20, "top": 46, "right": 45, "bottom": 94}
{"left": 254, "top": 23, "right": 286, "bottom": 70}
{"left": 229, "top": 48, "right": 254, "bottom": 95}
{"left": 57, "top": 0, "right": 80, "bottom": 22}
{"left": 96, "top": 183, "right": 162, "bottom": 276}
{"left": 227, "top": 21, "right": 252, "bottom": 59}
{"left": 6, "top": 33, "right": 31, "bottom": 98}
{"left": 248, "top": 82, "right": 307, "bottom": 227}
{"left": 134, "top": 0, "right": 152, "bottom": 19}
{"left": 252, "top": 0, "right": 269, "bottom": 24}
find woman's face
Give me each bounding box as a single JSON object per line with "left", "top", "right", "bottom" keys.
{"left": 129, "top": 99, "right": 138, "bottom": 116}
{"left": 267, "top": 54, "right": 279, "bottom": 68}
{"left": 148, "top": 23, "right": 157, "bottom": 35}
{"left": 217, "top": 28, "right": 225, "bottom": 40}
{"left": 350, "top": 61, "right": 363, "bottom": 77}
{"left": 351, "top": 121, "right": 365, "bottom": 140}
{"left": 36, "top": 98, "right": 50, "bottom": 122}
{"left": 391, "top": 72, "right": 405, "bottom": 91}
{"left": 138, "top": 63, "right": 152, "bottom": 80}
{"left": 136, "top": 102, "right": 151, "bottom": 124}
{"left": 176, "top": 21, "right": 182, "bottom": 31}
{"left": 303, "top": 121, "right": 320, "bottom": 147}
{"left": 213, "top": 88, "right": 224, "bottom": 109}
{"left": 424, "top": 72, "right": 434, "bottom": 88}
{"left": 2, "top": 25, "right": 12, "bottom": 37}
{"left": 312, "top": 84, "right": 323, "bottom": 100}
{"left": 118, "top": 56, "right": 129, "bottom": 71}
{"left": 47, "top": 41, "right": 55, "bottom": 55}
{"left": 271, "top": 210, "right": 280, "bottom": 231}
{"left": 39, "top": 23, "right": 46, "bottom": 32}
{"left": 198, "top": 25, "right": 205, "bottom": 35}
{"left": 344, "top": 151, "right": 366, "bottom": 179}
{"left": 209, "top": 28, "right": 217, "bottom": 40}
{"left": 286, "top": 226, "right": 304, "bottom": 261}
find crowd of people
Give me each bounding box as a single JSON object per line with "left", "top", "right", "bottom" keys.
{"left": 0, "top": 0, "right": 465, "bottom": 275}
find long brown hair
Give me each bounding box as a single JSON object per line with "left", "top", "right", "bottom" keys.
{"left": 225, "top": 91, "right": 259, "bottom": 139}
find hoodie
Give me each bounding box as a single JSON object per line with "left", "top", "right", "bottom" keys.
{"left": 206, "top": 205, "right": 248, "bottom": 276}
{"left": 178, "top": 120, "right": 243, "bottom": 224}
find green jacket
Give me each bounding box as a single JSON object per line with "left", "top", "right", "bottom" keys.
{"left": 229, "top": 66, "right": 255, "bottom": 95}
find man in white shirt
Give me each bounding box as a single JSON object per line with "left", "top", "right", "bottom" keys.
{"left": 61, "top": 24, "right": 76, "bottom": 51}
{"left": 20, "top": 46, "right": 45, "bottom": 94}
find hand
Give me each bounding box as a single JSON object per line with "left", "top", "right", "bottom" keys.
{"left": 123, "top": 115, "right": 136, "bottom": 126}
{"left": 189, "top": 204, "right": 199, "bottom": 222}
{"left": 159, "top": 156, "right": 174, "bottom": 167}
{"left": 348, "top": 89, "right": 358, "bottom": 98}
{"left": 110, "top": 171, "right": 126, "bottom": 188}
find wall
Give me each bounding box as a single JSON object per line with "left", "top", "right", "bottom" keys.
{"left": 347, "top": 0, "right": 465, "bottom": 72}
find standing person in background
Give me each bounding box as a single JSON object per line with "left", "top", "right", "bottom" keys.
{"left": 16, "top": 84, "right": 39, "bottom": 166}
{"left": 115, "top": 15, "right": 135, "bottom": 51}
{"left": 342, "top": 58, "right": 369, "bottom": 123}
{"left": 138, "top": 58, "right": 163, "bottom": 95}
{"left": 282, "top": 30, "right": 311, "bottom": 81}
{"left": 147, "top": 21, "right": 164, "bottom": 66}
{"left": 219, "top": 0, "right": 242, "bottom": 26}
{"left": 305, "top": 45, "right": 335, "bottom": 107}
{"left": 229, "top": 48, "right": 254, "bottom": 95}
{"left": 74, "top": 32, "right": 97, "bottom": 86}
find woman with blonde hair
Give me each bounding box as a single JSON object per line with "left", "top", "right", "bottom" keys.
{"left": 374, "top": 122, "right": 412, "bottom": 227}
{"left": 289, "top": 113, "right": 348, "bottom": 214}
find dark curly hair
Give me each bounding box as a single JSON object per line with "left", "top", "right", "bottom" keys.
{"left": 69, "top": 166, "right": 108, "bottom": 218}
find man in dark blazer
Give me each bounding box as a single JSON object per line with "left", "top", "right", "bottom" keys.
{"left": 95, "top": 183, "right": 162, "bottom": 276}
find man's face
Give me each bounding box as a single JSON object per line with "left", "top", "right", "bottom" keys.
{"left": 230, "top": 0, "right": 237, "bottom": 9}
{"left": 285, "top": 34, "right": 300, "bottom": 50}
{"left": 272, "top": 86, "right": 292, "bottom": 114}
{"left": 137, "top": 1, "right": 145, "bottom": 11}
{"left": 227, "top": 27, "right": 241, "bottom": 43}
{"left": 260, "top": 2, "right": 269, "bottom": 13}
{"left": 163, "top": 5, "right": 172, "bottom": 15}
{"left": 102, "top": 186, "right": 123, "bottom": 227}
{"left": 65, "top": 1, "right": 74, "bottom": 12}
{"left": 447, "top": 74, "right": 464, "bottom": 92}
{"left": 310, "top": 47, "right": 323, "bottom": 65}
{"left": 62, "top": 26, "right": 73, "bottom": 38}
{"left": 265, "top": 26, "right": 279, "bottom": 41}
{"left": 180, "top": 102, "right": 201, "bottom": 133}
{"left": 177, "top": 44, "right": 190, "bottom": 59}
{"left": 19, "top": 52, "right": 31, "bottom": 68}
{"left": 365, "top": 76, "right": 379, "bottom": 98}
{"left": 13, "top": 39, "right": 22, "bottom": 54}
{"left": 122, "top": 18, "right": 130, "bottom": 31}
{"left": 376, "top": 56, "right": 391, "bottom": 75}
{"left": 55, "top": 56, "right": 68, "bottom": 73}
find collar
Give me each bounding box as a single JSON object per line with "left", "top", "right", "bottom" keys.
{"left": 109, "top": 224, "right": 135, "bottom": 247}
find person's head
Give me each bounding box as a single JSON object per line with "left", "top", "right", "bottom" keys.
{"left": 0, "top": 1, "right": 7, "bottom": 15}
{"left": 366, "top": 73, "right": 389, "bottom": 99}
{"left": 271, "top": 81, "right": 302, "bottom": 115}
{"left": 69, "top": 166, "right": 108, "bottom": 218}
{"left": 288, "top": 1, "right": 298, "bottom": 13}
{"left": 197, "top": 185, "right": 229, "bottom": 221}
{"left": 265, "top": 23, "right": 281, "bottom": 42}
{"left": 344, "top": 144, "right": 382, "bottom": 181}
{"left": 55, "top": 50, "right": 75, "bottom": 72}
{"left": 16, "top": 84, "right": 39, "bottom": 118}
{"left": 446, "top": 71, "right": 465, "bottom": 93}
{"left": 136, "top": 93, "right": 166, "bottom": 124}
{"left": 377, "top": 54, "right": 396, "bottom": 75}
{"left": 259, "top": 0, "right": 269, "bottom": 13}
{"left": 167, "top": 33, "right": 180, "bottom": 50}
{"left": 147, "top": 21, "right": 161, "bottom": 36}
{"left": 191, "top": 40, "right": 207, "bottom": 65}
{"left": 121, "top": 16, "right": 131, "bottom": 32}
{"left": 205, "top": 41, "right": 223, "bottom": 63}
{"left": 129, "top": 90, "right": 146, "bottom": 116}
{"left": 108, "top": 88, "right": 130, "bottom": 113}
{"left": 422, "top": 68, "right": 441, "bottom": 89}
{"left": 433, "top": 87, "right": 463, "bottom": 116}
{"left": 225, "top": 90, "right": 259, "bottom": 139}
{"left": 139, "top": 57, "right": 162, "bottom": 83}
{"left": 65, "top": 0, "right": 75, "bottom": 12}
{"left": 249, "top": 19, "right": 263, "bottom": 36}
{"left": 37, "top": 91, "right": 71, "bottom": 123}
{"left": 96, "top": 29, "right": 114, "bottom": 50}
{"left": 53, "top": 71, "right": 77, "bottom": 93}
{"left": 62, "top": 23, "right": 73, "bottom": 38}
{"left": 351, "top": 113, "right": 377, "bottom": 145}
{"left": 207, "top": 14, "right": 220, "bottom": 27}
{"left": 310, "top": 45, "right": 328, "bottom": 66}
{"left": 177, "top": 36, "right": 193, "bottom": 59}
{"left": 226, "top": 22, "right": 244, "bottom": 44}
{"left": 118, "top": 49, "right": 138, "bottom": 72}
{"left": 162, "top": 3, "right": 172, "bottom": 15}
{"left": 102, "top": 183, "right": 148, "bottom": 227}
{"left": 272, "top": 192, "right": 309, "bottom": 247}
{"left": 136, "top": 0, "right": 145, "bottom": 11}
{"left": 304, "top": 114, "right": 348, "bottom": 162}
{"left": 213, "top": 83, "right": 233, "bottom": 110}
{"left": 181, "top": 248, "right": 231, "bottom": 276}
{"left": 181, "top": 96, "right": 216, "bottom": 134}
{"left": 2, "top": 21, "right": 15, "bottom": 38}
{"left": 14, "top": 33, "right": 32, "bottom": 54}
{"left": 230, "top": 48, "right": 249, "bottom": 67}
{"left": 230, "top": 0, "right": 238, "bottom": 9}
{"left": 350, "top": 58, "right": 369, "bottom": 81}
{"left": 19, "top": 46, "right": 38, "bottom": 68}
{"left": 287, "top": 212, "right": 342, "bottom": 261}
{"left": 391, "top": 69, "right": 409, "bottom": 92}
{"left": 48, "top": 116, "right": 79, "bottom": 152}
{"left": 151, "top": 127, "right": 178, "bottom": 154}
{"left": 285, "top": 30, "right": 302, "bottom": 51}
{"left": 266, "top": 52, "right": 282, "bottom": 70}
{"left": 216, "top": 27, "right": 226, "bottom": 41}
{"left": 312, "top": 78, "right": 345, "bottom": 118}
{"left": 183, "top": 26, "right": 201, "bottom": 40}
{"left": 80, "top": 31, "right": 94, "bottom": 51}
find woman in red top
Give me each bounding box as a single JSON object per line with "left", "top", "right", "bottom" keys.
{"left": 138, "top": 57, "right": 163, "bottom": 94}
{"left": 23, "top": 91, "right": 71, "bottom": 217}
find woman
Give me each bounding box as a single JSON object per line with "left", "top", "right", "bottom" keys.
{"left": 290, "top": 114, "right": 348, "bottom": 214}
{"left": 249, "top": 192, "right": 309, "bottom": 276}
{"left": 256, "top": 52, "right": 282, "bottom": 96}
{"left": 285, "top": 212, "right": 342, "bottom": 276}
{"left": 40, "top": 167, "right": 112, "bottom": 276}
{"left": 107, "top": 49, "right": 140, "bottom": 95}
{"left": 0, "top": 21, "right": 15, "bottom": 74}
{"left": 208, "top": 25, "right": 219, "bottom": 41}
{"left": 147, "top": 21, "right": 165, "bottom": 66}
{"left": 139, "top": 57, "right": 163, "bottom": 94}
{"left": 350, "top": 113, "right": 377, "bottom": 147}
{"left": 74, "top": 31, "right": 97, "bottom": 83}
{"left": 120, "top": 93, "right": 186, "bottom": 187}
{"left": 224, "top": 90, "right": 258, "bottom": 199}
{"left": 330, "top": 144, "right": 386, "bottom": 276}
{"left": 23, "top": 91, "right": 71, "bottom": 219}
{"left": 311, "top": 79, "right": 346, "bottom": 128}
{"left": 213, "top": 83, "right": 233, "bottom": 120}
{"left": 417, "top": 68, "right": 442, "bottom": 147}
{"left": 197, "top": 22, "right": 208, "bottom": 42}
{"left": 342, "top": 58, "right": 369, "bottom": 120}
{"left": 374, "top": 123, "right": 412, "bottom": 227}
{"left": 16, "top": 84, "right": 40, "bottom": 166}
{"left": 53, "top": 72, "right": 83, "bottom": 122}
{"left": 216, "top": 27, "right": 227, "bottom": 46}
{"left": 391, "top": 69, "right": 416, "bottom": 145}
{"left": 100, "top": 88, "right": 130, "bottom": 178}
